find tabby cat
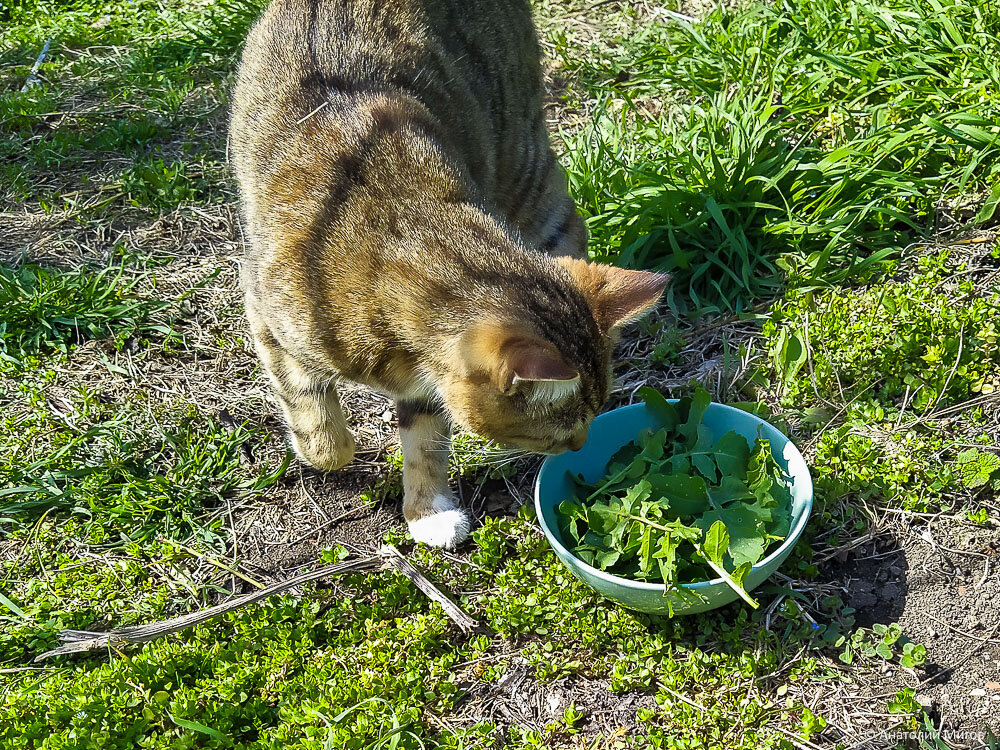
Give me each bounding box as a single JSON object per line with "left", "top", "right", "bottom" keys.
{"left": 230, "top": 0, "right": 669, "bottom": 548}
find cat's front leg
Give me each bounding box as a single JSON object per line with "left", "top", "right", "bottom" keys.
{"left": 248, "top": 307, "right": 356, "bottom": 471}
{"left": 397, "top": 401, "right": 470, "bottom": 549}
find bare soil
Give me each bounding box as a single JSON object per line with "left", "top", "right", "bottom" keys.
{"left": 816, "top": 517, "right": 1000, "bottom": 743}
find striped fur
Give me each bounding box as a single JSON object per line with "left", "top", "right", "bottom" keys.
{"left": 231, "top": 0, "right": 668, "bottom": 547}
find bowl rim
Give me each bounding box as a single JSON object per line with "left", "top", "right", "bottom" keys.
{"left": 533, "top": 400, "right": 814, "bottom": 593}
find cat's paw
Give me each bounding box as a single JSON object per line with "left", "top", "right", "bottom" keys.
{"left": 290, "top": 429, "right": 356, "bottom": 472}
{"left": 407, "top": 495, "right": 471, "bottom": 549}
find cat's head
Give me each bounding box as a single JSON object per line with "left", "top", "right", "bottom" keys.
{"left": 443, "top": 259, "right": 669, "bottom": 454}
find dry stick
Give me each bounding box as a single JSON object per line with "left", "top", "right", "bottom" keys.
{"left": 34, "top": 545, "right": 484, "bottom": 661}
{"left": 21, "top": 39, "right": 52, "bottom": 92}
{"left": 34, "top": 556, "right": 381, "bottom": 662}
{"left": 925, "top": 613, "right": 1000, "bottom": 646}
{"left": 378, "top": 545, "right": 491, "bottom": 636}
{"left": 261, "top": 502, "right": 370, "bottom": 548}
{"left": 165, "top": 538, "right": 266, "bottom": 590}
{"left": 911, "top": 618, "right": 1000, "bottom": 691}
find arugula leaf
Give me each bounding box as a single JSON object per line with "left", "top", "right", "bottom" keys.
{"left": 713, "top": 430, "right": 751, "bottom": 479}
{"left": 718, "top": 506, "right": 768, "bottom": 567}
{"left": 701, "top": 519, "right": 729, "bottom": 562}
{"left": 678, "top": 387, "right": 711, "bottom": 448}
{"left": 638, "top": 427, "right": 668, "bottom": 462}
{"left": 712, "top": 475, "right": 754, "bottom": 505}
{"left": 595, "top": 549, "right": 621, "bottom": 568}
{"left": 696, "top": 521, "right": 760, "bottom": 608}
{"left": 639, "top": 386, "right": 679, "bottom": 429}
{"left": 557, "top": 499, "right": 587, "bottom": 543}
{"left": 648, "top": 474, "right": 709, "bottom": 516}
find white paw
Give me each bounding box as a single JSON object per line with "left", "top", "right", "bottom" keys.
{"left": 408, "top": 496, "right": 471, "bottom": 549}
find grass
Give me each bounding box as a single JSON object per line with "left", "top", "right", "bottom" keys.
{"left": 562, "top": 0, "right": 1000, "bottom": 313}
{"left": 0, "top": 0, "right": 257, "bottom": 210}
{"left": 1, "top": 0, "right": 999, "bottom": 748}
{"left": 0, "top": 261, "right": 164, "bottom": 372}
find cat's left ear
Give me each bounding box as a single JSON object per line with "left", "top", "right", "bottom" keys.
{"left": 556, "top": 257, "right": 670, "bottom": 334}
{"left": 461, "top": 324, "right": 578, "bottom": 395}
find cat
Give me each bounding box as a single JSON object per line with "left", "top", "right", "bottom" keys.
{"left": 230, "top": 0, "right": 669, "bottom": 549}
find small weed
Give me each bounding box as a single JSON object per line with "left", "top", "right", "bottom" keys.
{"left": 119, "top": 158, "right": 209, "bottom": 209}
{"left": 766, "top": 250, "right": 1000, "bottom": 411}
{"left": 835, "top": 624, "right": 926, "bottom": 669}
{"left": 0, "top": 261, "right": 163, "bottom": 373}
{"left": 957, "top": 448, "right": 1000, "bottom": 490}
{"left": 887, "top": 688, "right": 921, "bottom": 716}
{"left": 967, "top": 507, "right": 991, "bottom": 526}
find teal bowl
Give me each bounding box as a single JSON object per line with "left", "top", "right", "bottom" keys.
{"left": 534, "top": 400, "right": 813, "bottom": 615}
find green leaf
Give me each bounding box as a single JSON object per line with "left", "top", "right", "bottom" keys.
{"left": 167, "top": 714, "right": 230, "bottom": 743}
{"left": 638, "top": 427, "right": 668, "bottom": 463}
{"left": 720, "top": 507, "right": 768, "bottom": 567}
{"left": 774, "top": 328, "right": 808, "bottom": 386}
{"left": 639, "top": 526, "right": 654, "bottom": 574}
{"left": 886, "top": 688, "right": 920, "bottom": 715}
{"left": 957, "top": 449, "right": 1000, "bottom": 488}
{"left": 712, "top": 476, "right": 754, "bottom": 505}
{"left": 697, "top": 521, "right": 759, "bottom": 608}
{"left": 606, "top": 441, "right": 642, "bottom": 472}
{"left": 713, "top": 431, "right": 751, "bottom": 478}
{"left": 557, "top": 499, "right": 588, "bottom": 543}
{"left": 649, "top": 474, "right": 709, "bottom": 516}
{"left": 701, "top": 520, "right": 729, "bottom": 564}
{"left": 0, "top": 591, "right": 29, "bottom": 621}
{"left": 975, "top": 181, "right": 1000, "bottom": 225}
{"left": 595, "top": 549, "right": 621, "bottom": 569}
{"left": 678, "top": 386, "right": 711, "bottom": 447}
{"left": 690, "top": 451, "right": 717, "bottom": 482}
{"left": 639, "top": 386, "right": 679, "bottom": 429}
{"left": 730, "top": 561, "right": 753, "bottom": 588}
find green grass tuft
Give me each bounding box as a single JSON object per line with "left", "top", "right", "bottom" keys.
{"left": 563, "top": 0, "right": 1000, "bottom": 312}
{"left": 0, "top": 262, "right": 163, "bottom": 372}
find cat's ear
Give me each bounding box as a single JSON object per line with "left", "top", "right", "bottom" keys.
{"left": 461, "top": 325, "right": 578, "bottom": 394}
{"left": 556, "top": 257, "right": 670, "bottom": 333}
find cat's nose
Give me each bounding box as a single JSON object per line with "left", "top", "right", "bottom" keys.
{"left": 567, "top": 430, "right": 588, "bottom": 451}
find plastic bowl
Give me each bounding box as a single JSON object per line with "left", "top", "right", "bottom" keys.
{"left": 534, "top": 400, "right": 813, "bottom": 615}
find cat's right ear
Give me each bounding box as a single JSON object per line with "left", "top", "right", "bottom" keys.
{"left": 556, "top": 257, "right": 670, "bottom": 334}
{"left": 460, "top": 323, "right": 578, "bottom": 395}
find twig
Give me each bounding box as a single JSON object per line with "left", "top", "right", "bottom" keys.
{"left": 295, "top": 100, "right": 329, "bottom": 125}
{"left": 33, "top": 546, "right": 484, "bottom": 661}
{"left": 909, "top": 528, "right": 992, "bottom": 559}
{"left": 34, "top": 556, "right": 381, "bottom": 661}
{"left": 925, "top": 613, "right": 1000, "bottom": 646}
{"left": 915, "top": 618, "right": 1000, "bottom": 688}
{"left": 260, "top": 503, "right": 369, "bottom": 547}
{"left": 21, "top": 39, "right": 52, "bottom": 92}
{"left": 165, "top": 538, "right": 266, "bottom": 590}
{"left": 378, "top": 545, "right": 490, "bottom": 636}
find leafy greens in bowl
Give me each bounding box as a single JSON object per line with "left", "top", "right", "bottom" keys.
{"left": 535, "top": 387, "right": 813, "bottom": 615}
